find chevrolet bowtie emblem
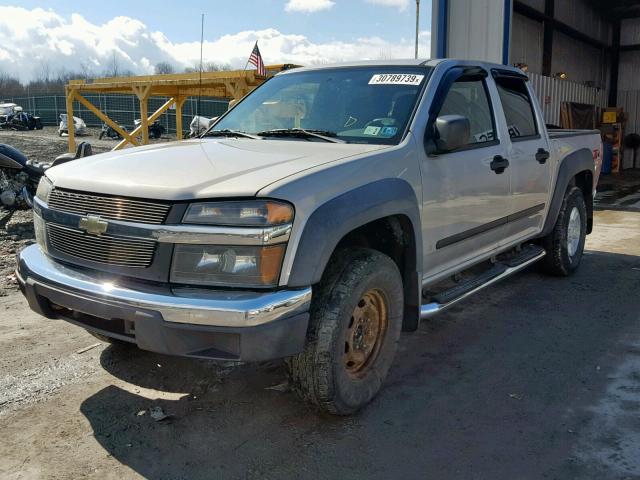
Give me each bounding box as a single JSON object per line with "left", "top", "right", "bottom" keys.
{"left": 78, "top": 215, "right": 108, "bottom": 236}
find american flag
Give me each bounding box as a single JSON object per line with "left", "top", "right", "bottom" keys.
{"left": 248, "top": 42, "right": 266, "bottom": 76}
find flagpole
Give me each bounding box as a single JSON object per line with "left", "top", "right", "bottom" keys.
{"left": 244, "top": 41, "right": 257, "bottom": 71}
{"left": 197, "top": 13, "right": 204, "bottom": 121}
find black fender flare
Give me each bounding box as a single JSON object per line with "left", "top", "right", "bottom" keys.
{"left": 540, "top": 147, "right": 594, "bottom": 237}
{"left": 287, "top": 178, "right": 423, "bottom": 329}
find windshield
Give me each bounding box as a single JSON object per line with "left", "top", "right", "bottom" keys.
{"left": 0, "top": 105, "right": 14, "bottom": 115}
{"left": 211, "top": 66, "right": 431, "bottom": 145}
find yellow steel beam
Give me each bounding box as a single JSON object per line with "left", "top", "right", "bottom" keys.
{"left": 73, "top": 91, "right": 138, "bottom": 147}
{"left": 68, "top": 68, "right": 261, "bottom": 86}
{"left": 113, "top": 96, "right": 175, "bottom": 150}
{"left": 133, "top": 85, "right": 152, "bottom": 144}
{"left": 65, "top": 88, "right": 76, "bottom": 153}
{"left": 175, "top": 96, "right": 187, "bottom": 140}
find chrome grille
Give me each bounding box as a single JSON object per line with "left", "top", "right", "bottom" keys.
{"left": 48, "top": 224, "right": 156, "bottom": 268}
{"left": 48, "top": 189, "right": 170, "bottom": 224}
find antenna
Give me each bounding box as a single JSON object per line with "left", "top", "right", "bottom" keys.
{"left": 197, "top": 13, "right": 204, "bottom": 130}
{"left": 414, "top": 0, "right": 420, "bottom": 59}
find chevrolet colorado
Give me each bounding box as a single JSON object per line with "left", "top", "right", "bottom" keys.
{"left": 17, "top": 59, "right": 602, "bottom": 414}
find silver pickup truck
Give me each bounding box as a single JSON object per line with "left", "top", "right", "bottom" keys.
{"left": 17, "top": 59, "right": 601, "bottom": 414}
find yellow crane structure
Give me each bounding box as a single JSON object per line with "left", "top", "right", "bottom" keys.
{"left": 63, "top": 64, "right": 298, "bottom": 153}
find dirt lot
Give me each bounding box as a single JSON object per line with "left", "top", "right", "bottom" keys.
{"left": 0, "top": 130, "right": 639, "bottom": 479}
{"left": 0, "top": 127, "right": 172, "bottom": 295}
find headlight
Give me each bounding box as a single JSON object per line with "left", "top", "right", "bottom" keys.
{"left": 170, "top": 244, "right": 285, "bottom": 287}
{"left": 35, "top": 176, "right": 53, "bottom": 202}
{"left": 183, "top": 200, "right": 293, "bottom": 226}
{"left": 33, "top": 212, "right": 48, "bottom": 254}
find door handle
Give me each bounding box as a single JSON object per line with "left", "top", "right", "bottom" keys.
{"left": 490, "top": 155, "right": 509, "bottom": 174}
{"left": 535, "top": 148, "right": 550, "bottom": 164}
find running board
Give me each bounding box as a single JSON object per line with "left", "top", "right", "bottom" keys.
{"left": 420, "top": 247, "right": 546, "bottom": 319}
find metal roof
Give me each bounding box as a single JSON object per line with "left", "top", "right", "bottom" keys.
{"left": 585, "top": 0, "right": 640, "bottom": 19}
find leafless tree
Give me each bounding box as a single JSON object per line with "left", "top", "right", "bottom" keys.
{"left": 184, "top": 61, "right": 233, "bottom": 73}
{"left": 0, "top": 73, "right": 24, "bottom": 97}
{"left": 105, "top": 52, "right": 120, "bottom": 77}
{"left": 155, "top": 61, "right": 175, "bottom": 75}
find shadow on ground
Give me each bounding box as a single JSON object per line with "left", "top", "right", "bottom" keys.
{"left": 81, "top": 250, "right": 640, "bottom": 480}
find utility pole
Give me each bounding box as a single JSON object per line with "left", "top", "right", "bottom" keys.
{"left": 415, "top": 0, "right": 420, "bottom": 59}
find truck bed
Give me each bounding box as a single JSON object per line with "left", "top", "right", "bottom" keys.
{"left": 547, "top": 128, "right": 601, "bottom": 139}
{"left": 548, "top": 128, "right": 602, "bottom": 189}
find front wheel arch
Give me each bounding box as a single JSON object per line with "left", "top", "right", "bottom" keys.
{"left": 286, "top": 179, "right": 423, "bottom": 331}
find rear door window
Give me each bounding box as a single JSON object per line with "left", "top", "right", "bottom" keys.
{"left": 495, "top": 77, "right": 538, "bottom": 139}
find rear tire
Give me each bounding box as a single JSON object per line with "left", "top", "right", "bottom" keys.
{"left": 541, "top": 185, "right": 587, "bottom": 276}
{"left": 286, "top": 248, "right": 404, "bottom": 415}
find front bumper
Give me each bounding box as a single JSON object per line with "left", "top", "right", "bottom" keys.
{"left": 16, "top": 244, "right": 311, "bottom": 361}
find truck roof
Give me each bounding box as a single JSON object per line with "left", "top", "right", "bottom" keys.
{"left": 277, "top": 59, "right": 526, "bottom": 77}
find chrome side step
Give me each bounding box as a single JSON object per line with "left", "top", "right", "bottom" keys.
{"left": 420, "top": 248, "right": 546, "bottom": 319}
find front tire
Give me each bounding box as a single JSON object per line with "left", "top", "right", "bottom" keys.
{"left": 541, "top": 185, "right": 587, "bottom": 276}
{"left": 287, "top": 248, "right": 404, "bottom": 415}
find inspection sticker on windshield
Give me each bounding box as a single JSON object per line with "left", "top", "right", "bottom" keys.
{"left": 369, "top": 74, "right": 424, "bottom": 85}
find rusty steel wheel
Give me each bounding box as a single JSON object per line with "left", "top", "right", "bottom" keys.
{"left": 286, "top": 248, "right": 404, "bottom": 415}
{"left": 344, "top": 289, "right": 388, "bottom": 377}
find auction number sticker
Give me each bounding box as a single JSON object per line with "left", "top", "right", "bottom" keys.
{"left": 369, "top": 74, "right": 424, "bottom": 85}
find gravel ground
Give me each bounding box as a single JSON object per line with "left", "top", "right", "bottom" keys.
{"left": 0, "top": 210, "right": 638, "bottom": 479}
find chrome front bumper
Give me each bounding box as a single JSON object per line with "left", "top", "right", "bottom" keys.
{"left": 15, "top": 245, "right": 312, "bottom": 361}
{"left": 17, "top": 244, "right": 311, "bottom": 328}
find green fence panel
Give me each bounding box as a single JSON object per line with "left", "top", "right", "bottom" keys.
{"left": 5, "top": 94, "right": 229, "bottom": 134}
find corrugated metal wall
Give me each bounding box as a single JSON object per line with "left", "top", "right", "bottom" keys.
{"left": 617, "top": 18, "right": 640, "bottom": 168}
{"left": 617, "top": 91, "right": 640, "bottom": 135}
{"left": 528, "top": 72, "right": 608, "bottom": 126}
{"left": 510, "top": 1, "right": 612, "bottom": 88}
{"left": 551, "top": 31, "right": 610, "bottom": 89}
{"left": 554, "top": 0, "right": 612, "bottom": 45}
{"left": 446, "top": 0, "right": 507, "bottom": 64}
{"left": 510, "top": 13, "right": 544, "bottom": 73}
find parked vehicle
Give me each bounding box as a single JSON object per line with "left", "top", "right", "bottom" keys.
{"left": 189, "top": 115, "right": 217, "bottom": 137}
{"left": 0, "top": 103, "right": 18, "bottom": 124}
{"left": 0, "top": 142, "right": 93, "bottom": 210}
{"left": 0, "top": 106, "right": 43, "bottom": 131}
{"left": 98, "top": 123, "right": 126, "bottom": 140}
{"left": 17, "top": 60, "right": 602, "bottom": 415}
{"left": 134, "top": 119, "right": 165, "bottom": 139}
{"left": 58, "top": 114, "right": 87, "bottom": 136}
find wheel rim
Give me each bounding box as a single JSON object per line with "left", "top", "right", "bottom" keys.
{"left": 567, "top": 206, "right": 581, "bottom": 257}
{"left": 344, "top": 289, "right": 388, "bottom": 378}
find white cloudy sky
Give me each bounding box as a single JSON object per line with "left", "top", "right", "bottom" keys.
{"left": 0, "top": 2, "right": 432, "bottom": 82}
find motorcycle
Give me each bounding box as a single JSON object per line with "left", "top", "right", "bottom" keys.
{"left": 0, "top": 142, "right": 93, "bottom": 213}
{"left": 98, "top": 123, "right": 126, "bottom": 140}
{"left": 134, "top": 119, "right": 165, "bottom": 139}
{"left": 0, "top": 106, "right": 43, "bottom": 131}
{"left": 58, "top": 114, "right": 87, "bottom": 136}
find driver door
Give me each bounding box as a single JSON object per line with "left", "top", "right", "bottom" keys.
{"left": 420, "top": 71, "right": 512, "bottom": 280}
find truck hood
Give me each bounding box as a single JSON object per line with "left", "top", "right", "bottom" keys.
{"left": 47, "top": 139, "right": 386, "bottom": 200}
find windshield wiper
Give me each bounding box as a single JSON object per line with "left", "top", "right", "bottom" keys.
{"left": 203, "top": 129, "right": 259, "bottom": 139}
{"left": 256, "top": 128, "right": 345, "bottom": 143}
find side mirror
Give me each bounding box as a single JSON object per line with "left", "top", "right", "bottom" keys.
{"left": 433, "top": 115, "right": 470, "bottom": 153}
